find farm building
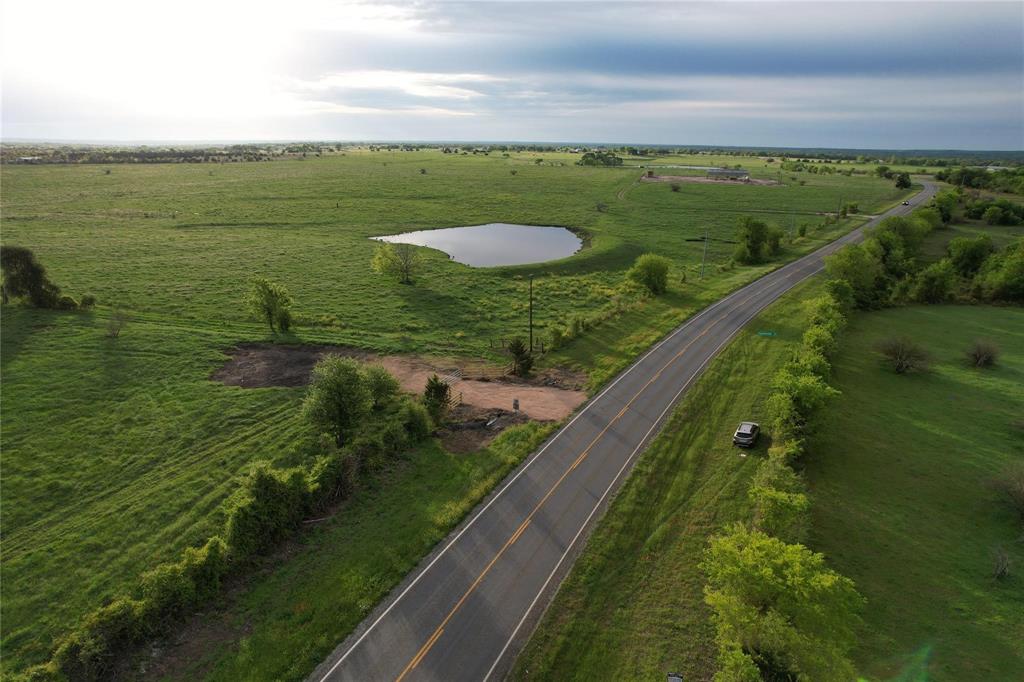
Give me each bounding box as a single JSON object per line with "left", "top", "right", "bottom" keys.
{"left": 706, "top": 168, "right": 751, "bottom": 180}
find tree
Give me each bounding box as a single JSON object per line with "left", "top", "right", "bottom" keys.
{"left": 245, "top": 278, "right": 293, "bottom": 333}
{"left": 627, "top": 253, "right": 671, "bottom": 294}
{"left": 423, "top": 374, "right": 452, "bottom": 423}
{"left": 702, "top": 526, "right": 863, "bottom": 682}
{"left": 302, "top": 357, "right": 372, "bottom": 446}
{"left": 372, "top": 242, "right": 423, "bottom": 285}
{"left": 874, "top": 164, "right": 891, "bottom": 178}
{"left": 988, "top": 464, "right": 1024, "bottom": 523}
{"left": 824, "top": 245, "right": 883, "bottom": 308}
{"left": 733, "top": 216, "right": 769, "bottom": 264}
{"left": 363, "top": 365, "right": 400, "bottom": 409}
{"left": 0, "top": 245, "right": 63, "bottom": 308}
{"left": 910, "top": 259, "right": 955, "bottom": 303}
{"left": 507, "top": 337, "right": 534, "bottom": 376}
{"left": 947, "top": 235, "right": 994, "bottom": 277}
{"left": 894, "top": 172, "right": 912, "bottom": 189}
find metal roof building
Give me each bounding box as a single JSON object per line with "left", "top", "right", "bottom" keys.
{"left": 706, "top": 168, "right": 751, "bottom": 180}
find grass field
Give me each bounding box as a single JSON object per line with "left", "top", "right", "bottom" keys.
{"left": 805, "top": 305, "right": 1024, "bottom": 680}
{"left": 0, "top": 150, "right": 911, "bottom": 675}
{"left": 920, "top": 218, "right": 1024, "bottom": 264}
{"left": 512, "top": 279, "right": 824, "bottom": 681}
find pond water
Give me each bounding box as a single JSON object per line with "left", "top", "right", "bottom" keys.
{"left": 373, "top": 223, "right": 582, "bottom": 267}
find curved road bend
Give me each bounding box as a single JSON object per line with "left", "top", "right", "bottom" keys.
{"left": 311, "top": 181, "right": 938, "bottom": 682}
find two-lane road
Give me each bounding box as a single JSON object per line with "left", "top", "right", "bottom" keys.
{"left": 310, "top": 181, "right": 938, "bottom": 682}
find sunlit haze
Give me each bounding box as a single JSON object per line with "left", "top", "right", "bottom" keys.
{"left": 2, "top": 0, "right": 1022, "bottom": 148}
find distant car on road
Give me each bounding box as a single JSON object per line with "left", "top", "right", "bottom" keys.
{"left": 902, "top": 201, "right": 910, "bottom": 206}
{"left": 733, "top": 422, "right": 760, "bottom": 448}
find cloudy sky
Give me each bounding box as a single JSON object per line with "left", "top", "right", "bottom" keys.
{"left": 2, "top": 0, "right": 1022, "bottom": 149}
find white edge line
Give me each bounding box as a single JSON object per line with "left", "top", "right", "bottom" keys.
{"left": 482, "top": 261, "right": 826, "bottom": 682}
{"left": 317, "top": 184, "right": 931, "bottom": 681}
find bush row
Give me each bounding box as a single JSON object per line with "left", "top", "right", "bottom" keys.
{"left": 28, "top": 393, "right": 432, "bottom": 681}
{"left": 704, "top": 287, "right": 865, "bottom": 681}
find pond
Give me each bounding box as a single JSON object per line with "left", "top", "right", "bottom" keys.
{"left": 373, "top": 223, "right": 583, "bottom": 267}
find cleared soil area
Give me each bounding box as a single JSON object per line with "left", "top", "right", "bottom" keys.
{"left": 641, "top": 174, "right": 780, "bottom": 186}
{"left": 211, "top": 343, "right": 587, "bottom": 422}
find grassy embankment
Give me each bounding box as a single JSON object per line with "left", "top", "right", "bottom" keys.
{"left": 0, "top": 151, "right": 910, "bottom": 675}
{"left": 806, "top": 305, "right": 1024, "bottom": 680}
{"left": 513, "top": 278, "right": 826, "bottom": 681}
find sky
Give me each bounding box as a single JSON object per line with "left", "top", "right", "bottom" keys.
{"left": 2, "top": 0, "right": 1022, "bottom": 149}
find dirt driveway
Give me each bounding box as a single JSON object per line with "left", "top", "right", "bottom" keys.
{"left": 211, "top": 344, "right": 587, "bottom": 422}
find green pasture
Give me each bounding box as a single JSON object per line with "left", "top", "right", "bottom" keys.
{"left": 0, "top": 150, "right": 910, "bottom": 674}
{"left": 806, "top": 305, "right": 1024, "bottom": 680}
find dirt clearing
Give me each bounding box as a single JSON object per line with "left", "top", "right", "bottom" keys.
{"left": 212, "top": 343, "right": 588, "bottom": 422}
{"left": 641, "top": 174, "right": 779, "bottom": 186}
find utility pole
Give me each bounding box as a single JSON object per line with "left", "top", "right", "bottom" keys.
{"left": 528, "top": 275, "right": 534, "bottom": 352}
{"left": 700, "top": 225, "right": 709, "bottom": 279}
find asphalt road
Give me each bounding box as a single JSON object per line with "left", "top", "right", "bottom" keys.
{"left": 310, "top": 181, "right": 938, "bottom": 682}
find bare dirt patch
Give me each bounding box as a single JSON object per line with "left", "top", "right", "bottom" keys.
{"left": 439, "top": 404, "right": 534, "bottom": 454}
{"left": 641, "top": 174, "right": 780, "bottom": 186}
{"left": 212, "top": 343, "right": 588, "bottom": 421}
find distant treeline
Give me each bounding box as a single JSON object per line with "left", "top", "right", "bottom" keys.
{"left": 4, "top": 141, "right": 1022, "bottom": 167}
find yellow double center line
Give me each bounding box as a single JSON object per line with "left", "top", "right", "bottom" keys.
{"left": 394, "top": 276, "right": 794, "bottom": 681}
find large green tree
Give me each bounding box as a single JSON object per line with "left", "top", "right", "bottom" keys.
{"left": 245, "top": 277, "right": 293, "bottom": 333}
{"left": 703, "top": 526, "right": 863, "bottom": 682}
{"left": 302, "top": 357, "right": 373, "bottom": 446}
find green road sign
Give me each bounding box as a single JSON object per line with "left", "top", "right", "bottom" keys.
{"left": 757, "top": 330, "right": 776, "bottom": 337}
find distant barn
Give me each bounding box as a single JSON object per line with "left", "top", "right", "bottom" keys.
{"left": 706, "top": 168, "right": 750, "bottom": 180}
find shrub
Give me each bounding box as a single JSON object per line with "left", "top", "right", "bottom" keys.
{"left": 53, "top": 598, "right": 149, "bottom": 680}
{"left": 733, "top": 216, "right": 774, "bottom": 264}
{"left": 749, "top": 458, "right": 810, "bottom": 543}
{"left": 670, "top": 183, "right": 681, "bottom": 192}
{"left": 507, "top": 337, "right": 534, "bottom": 376}
{"left": 106, "top": 310, "right": 129, "bottom": 338}
{"left": 302, "top": 356, "right": 373, "bottom": 446}
{"left": 627, "top": 253, "right": 671, "bottom": 295}
{"left": 988, "top": 464, "right": 1024, "bottom": 523}
{"left": 965, "top": 339, "right": 1000, "bottom": 368}
{"left": 309, "top": 451, "right": 359, "bottom": 504}
{"left": 364, "top": 365, "right": 400, "bottom": 409}
{"left": 400, "top": 400, "right": 433, "bottom": 440}
{"left": 992, "top": 546, "right": 1011, "bottom": 581}
{"left": 423, "top": 374, "right": 452, "bottom": 423}
{"left": 224, "top": 463, "right": 310, "bottom": 559}
{"left": 245, "top": 277, "right": 294, "bottom": 334}
{"left": 56, "top": 295, "right": 79, "bottom": 310}
{"left": 876, "top": 336, "right": 931, "bottom": 374}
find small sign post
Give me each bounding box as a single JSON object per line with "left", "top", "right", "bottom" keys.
{"left": 513, "top": 398, "right": 520, "bottom": 413}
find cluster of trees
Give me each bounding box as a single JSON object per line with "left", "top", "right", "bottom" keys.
{"left": 733, "top": 216, "right": 784, "bottom": 265}
{"left": 576, "top": 151, "right": 624, "bottom": 167}
{"left": 1, "top": 245, "right": 93, "bottom": 310}
{"left": 38, "top": 358, "right": 432, "bottom": 680}
{"left": 825, "top": 196, "right": 1023, "bottom": 307}
{"left": 874, "top": 165, "right": 912, "bottom": 188}
{"left": 964, "top": 197, "right": 1024, "bottom": 226}
{"left": 936, "top": 166, "right": 1024, "bottom": 195}
{"left": 704, "top": 286, "right": 864, "bottom": 680}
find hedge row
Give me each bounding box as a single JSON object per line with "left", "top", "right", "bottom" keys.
{"left": 27, "top": 396, "right": 432, "bottom": 681}
{"left": 704, "top": 287, "right": 865, "bottom": 681}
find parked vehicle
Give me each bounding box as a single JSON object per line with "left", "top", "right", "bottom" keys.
{"left": 732, "top": 421, "right": 760, "bottom": 448}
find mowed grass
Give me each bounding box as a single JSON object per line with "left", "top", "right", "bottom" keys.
{"left": 0, "top": 151, "right": 910, "bottom": 674}
{"left": 512, "top": 279, "right": 824, "bottom": 681}
{"left": 805, "top": 305, "right": 1024, "bottom": 680}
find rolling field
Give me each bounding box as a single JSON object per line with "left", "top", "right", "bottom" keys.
{"left": 806, "top": 305, "right": 1024, "bottom": 680}
{"left": 512, "top": 279, "right": 824, "bottom": 681}
{"left": 0, "top": 150, "right": 911, "bottom": 674}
